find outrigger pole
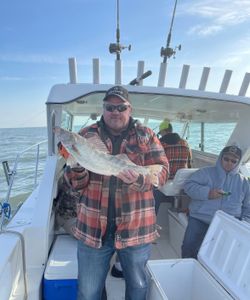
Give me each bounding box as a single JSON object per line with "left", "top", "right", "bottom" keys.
{"left": 158, "top": 0, "right": 181, "bottom": 87}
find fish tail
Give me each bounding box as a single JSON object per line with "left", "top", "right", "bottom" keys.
{"left": 147, "top": 165, "right": 162, "bottom": 187}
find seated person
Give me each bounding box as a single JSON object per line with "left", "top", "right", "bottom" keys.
{"left": 54, "top": 173, "right": 79, "bottom": 235}
{"left": 154, "top": 119, "right": 192, "bottom": 214}
{"left": 182, "top": 145, "right": 250, "bottom": 259}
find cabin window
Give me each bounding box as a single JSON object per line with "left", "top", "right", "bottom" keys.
{"left": 61, "top": 111, "right": 72, "bottom": 130}
{"left": 187, "top": 123, "right": 236, "bottom": 154}
{"left": 72, "top": 115, "right": 101, "bottom": 132}
{"left": 142, "top": 118, "right": 236, "bottom": 155}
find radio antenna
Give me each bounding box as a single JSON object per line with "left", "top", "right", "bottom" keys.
{"left": 109, "top": 0, "right": 131, "bottom": 60}
{"left": 129, "top": 70, "right": 152, "bottom": 85}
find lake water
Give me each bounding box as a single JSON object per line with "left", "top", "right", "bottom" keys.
{"left": 0, "top": 123, "right": 235, "bottom": 204}
{"left": 0, "top": 127, "right": 47, "bottom": 202}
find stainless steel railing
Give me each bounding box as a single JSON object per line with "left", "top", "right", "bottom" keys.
{"left": 1, "top": 140, "right": 47, "bottom": 226}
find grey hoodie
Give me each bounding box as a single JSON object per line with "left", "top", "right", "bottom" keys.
{"left": 184, "top": 149, "right": 250, "bottom": 224}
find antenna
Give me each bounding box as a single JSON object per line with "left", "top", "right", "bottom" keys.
{"left": 129, "top": 70, "right": 152, "bottom": 85}
{"left": 109, "top": 0, "right": 131, "bottom": 60}
{"left": 161, "top": 0, "right": 181, "bottom": 63}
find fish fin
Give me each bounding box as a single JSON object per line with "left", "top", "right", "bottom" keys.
{"left": 146, "top": 165, "right": 163, "bottom": 187}
{"left": 86, "top": 135, "right": 109, "bottom": 153}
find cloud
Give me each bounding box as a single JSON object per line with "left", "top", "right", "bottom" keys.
{"left": 180, "top": 0, "right": 250, "bottom": 37}
{"left": 0, "top": 53, "right": 102, "bottom": 67}
{"left": 0, "top": 53, "right": 65, "bottom": 64}
{"left": 188, "top": 24, "right": 222, "bottom": 36}
{"left": 0, "top": 74, "right": 59, "bottom": 82}
{"left": 212, "top": 34, "right": 250, "bottom": 68}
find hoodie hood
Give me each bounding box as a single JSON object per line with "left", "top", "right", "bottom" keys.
{"left": 215, "top": 146, "right": 242, "bottom": 185}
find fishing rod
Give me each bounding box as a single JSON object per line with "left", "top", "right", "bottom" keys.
{"left": 158, "top": 0, "right": 181, "bottom": 86}
{"left": 161, "top": 0, "right": 181, "bottom": 63}
{"left": 109, "top": 0, "right": 131, "bottom": 60}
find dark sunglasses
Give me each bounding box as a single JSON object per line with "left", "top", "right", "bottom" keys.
{"left": 103, "top": 103, "right": 130, "bottom": 112}
{"left": 222, "top": 156, "right": 238, "bottom": 164}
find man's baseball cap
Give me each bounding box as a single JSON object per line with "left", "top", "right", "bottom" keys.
{"left": 103, "top": 85, "right": 130, "bottom": 103}
{"left": 222, "top": 145, "right": 242, "bottom": 160}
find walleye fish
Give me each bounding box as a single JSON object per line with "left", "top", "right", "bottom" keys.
{"left": 54, "top": 127, "right": 162, "bottom": 186}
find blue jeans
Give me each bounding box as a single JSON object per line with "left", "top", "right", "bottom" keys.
{"left": 181, "top": 216, "right": 209, "bottom": 259}
{"left": 77, "top": 235, "right": 151, "bottom": 300}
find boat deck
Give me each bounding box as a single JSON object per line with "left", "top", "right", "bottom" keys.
{"left": 45, "top": 202, "right": 181, "bottom": 300}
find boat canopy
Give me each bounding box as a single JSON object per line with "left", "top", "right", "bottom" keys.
{"left": 47, "top": 83, "right": 250, "bottom": 123}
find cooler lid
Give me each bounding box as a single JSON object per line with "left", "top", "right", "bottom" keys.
{"left": 44, "top": 235, "right": 78, "bottom": 280}
{"left": 198, "top": 210, "right": 250, "bottom": 300}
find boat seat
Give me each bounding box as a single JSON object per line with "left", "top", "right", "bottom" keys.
{"left": 159, "top": 168, "right": 198, "bottom": 196}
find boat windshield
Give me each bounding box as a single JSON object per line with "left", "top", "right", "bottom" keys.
{"left": 61, "top": 111, "right": 236, "bottom": 156}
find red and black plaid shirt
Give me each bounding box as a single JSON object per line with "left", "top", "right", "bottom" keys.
{"left": 64, "top": 120, "right": 169, "bottom": 249}
{"left": 161, "top": 138, "right": 192, "bottom": 179}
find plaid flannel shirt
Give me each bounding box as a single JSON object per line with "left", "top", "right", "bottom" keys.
{"left": 161, "top": 138, "right": 192, "bottom": 179}
{"left": 64, "top": 119, "right": 169, "bottom": 249}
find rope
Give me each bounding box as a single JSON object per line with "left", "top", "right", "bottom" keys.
{"left": 0, "top": 202, "right": 11, "bottom": 231}
{"left": 0, "top": 202, "right": 11, "bottom": 218}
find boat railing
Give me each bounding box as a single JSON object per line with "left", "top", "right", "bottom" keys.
{"left": 1, "top": 140, "right": 48, "bottom": 227}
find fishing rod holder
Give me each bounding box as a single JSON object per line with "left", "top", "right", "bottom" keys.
{"left": 109, "top": 43, "right": 131, "bottom": 55}
{"left": 160, "top": 44, "right": 181, "bottom": 59}
{"left": 2, "top": 161, "right": 14, "bottom": 186}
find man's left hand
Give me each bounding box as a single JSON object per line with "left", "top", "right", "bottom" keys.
{"left": 117, "top": 169, "right": 139, "bottom": 184}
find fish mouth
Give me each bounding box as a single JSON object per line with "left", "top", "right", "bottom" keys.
{"left": 54, "top": 126, "right": 75, "bottom": 145}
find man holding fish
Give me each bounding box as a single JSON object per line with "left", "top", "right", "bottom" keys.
{"left": 56, "top": 85, "right": 169, "bottom": 300}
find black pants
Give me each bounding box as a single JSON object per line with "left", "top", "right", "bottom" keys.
{"left": 153, "top": 189, "right": 174, "bottom": 214}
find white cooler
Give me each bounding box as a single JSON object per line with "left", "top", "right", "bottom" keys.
{"left": 43, "top": 235, "right": 78, "bottom": 300}
{"left": 147, "top": 210, "right": 250, "bottom": 300}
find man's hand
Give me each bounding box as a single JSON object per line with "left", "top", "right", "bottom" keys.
{"left": 117, "top": 169, "right": 139, "bottom": 184}
{"left": 208, "top": 189, "right": 224, "bottom": 199}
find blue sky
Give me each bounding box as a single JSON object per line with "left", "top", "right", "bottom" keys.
{"left": 0, "top": 0, "right": 250, "bottom": 128}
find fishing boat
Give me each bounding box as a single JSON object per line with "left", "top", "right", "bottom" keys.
{"left": 1, "top": 57, "right": 250, "bottom": 300}
{"left": 1, "top": 2, "right": 250, "bottom": 300}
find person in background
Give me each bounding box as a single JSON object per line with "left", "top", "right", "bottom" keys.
{"left": 61, "top": 85, "right": 169, "bottom": 300}
{"left": 182, "top": 145, "right": 250, "bottom": 259}
{"left": 54, "top": 168, "right": 78, "bottom": 235}
{"left": 154, "top": 119, "right": 192, "bottom": 214}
